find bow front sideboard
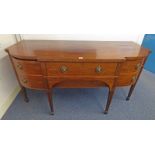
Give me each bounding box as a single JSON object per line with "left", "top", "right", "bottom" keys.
{"left": 5, "top": 40, "right": 150, "bottom": 115}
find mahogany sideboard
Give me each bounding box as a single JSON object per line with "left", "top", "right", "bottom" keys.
{"left": 5, "top": 40, "right": 150, "bottom": 115}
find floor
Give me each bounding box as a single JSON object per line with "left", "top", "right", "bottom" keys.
{"left": 2, "top": 70, "right": 155, "bottom": 120}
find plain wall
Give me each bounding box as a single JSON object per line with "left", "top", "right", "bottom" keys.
{"left": 0, "top": 35, "right": 19, "bottom": 117}
{"left": 21, "top": 34, "right": 144, "bottom": 44}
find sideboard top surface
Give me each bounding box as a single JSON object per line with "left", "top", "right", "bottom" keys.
{"left": 6, "top": 40, "right": 150, "bottom": 62}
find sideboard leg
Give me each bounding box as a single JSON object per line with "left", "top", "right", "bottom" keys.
{"left": 47, "top": 89, "right": 54, "bottom": 115}
{"left": 126, "top": 63, "right": 145, "bottom": 101}
{"left": 104, "top": 88, "right": 115, "bottom": 114}
{"left": 126, "top": 84, "right": 136, "bottom": 101}
{"left": 21, "top": 87, "right": 29, "bottom": 102}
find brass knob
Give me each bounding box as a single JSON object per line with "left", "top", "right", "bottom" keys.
{"left": 17, "top": 64, "right": 23, "bottom": 70}
{"left": 135, "top": 63, "right": 141, "bottom": 71}
{"left": 23, "top": 79, "right": 28, "bottom": 84}
{"left": 131, "top": 76, "right": 136, "bottom": 83}
{"left": 60, "top": 66, "right": 68, "bottom": 73}
{"left": 96, "top": 66, "right": 103, "bottom": 73}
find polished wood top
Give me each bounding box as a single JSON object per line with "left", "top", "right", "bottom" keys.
{"left": 5, "top": 40, "right": 150, "bottom": 62}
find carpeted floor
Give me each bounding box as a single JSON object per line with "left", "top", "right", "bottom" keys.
{"left": 2, "top": 70, "right": 155, "bottom": 120}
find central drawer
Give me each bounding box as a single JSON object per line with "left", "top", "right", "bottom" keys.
{"left": 46, "top": 62, "right": 117, "bottom": 76}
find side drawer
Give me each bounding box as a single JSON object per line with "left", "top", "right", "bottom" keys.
{"left": 19, "top": 75, "right": 47, "bottom": 89}
{"left": 46, "top": 62, "right": 118, "bottom": 76}
{"left": 120, "top": 59, "right": 144, "bottom": 74}
{"left": 12, "top": 58, "right": 42, "bottom": 75}
{"left": 117, "top": 73, "right": 138, "bottom": 86}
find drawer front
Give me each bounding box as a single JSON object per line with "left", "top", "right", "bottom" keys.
{"left": 46, "top": 62, "right": 117, "bottom": 76}
{"left": 47, "top": 76, "right": 115, "bottom": 88}
{"left": 48, "top": 80, "right": 107, "bottom": 88}
{"left": 117, "top": 73, "right": 138, "bottom": 86}
{"left": 120, "top": 59, "right": 144, "bottom": 74}
{"left": 12, "top": 58, "right": 42, "bottom": 75}
{"left": 19, "top": 75, "right": 46, "bottom": 89}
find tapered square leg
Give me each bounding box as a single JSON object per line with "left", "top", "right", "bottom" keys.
{"left": 21, "top": 87, "right": 29, "bottom": 102}
{"left": 47, "top": 89, "right": 54, "bottom": 115}
{"left": 104, "top": 88, "right": 115, "bottom": 114}
{"left": 126, "top": 65, "right": 144, "bottom": 101}
{"left": 126, "top": 84, "right": 136, "bottom": 101}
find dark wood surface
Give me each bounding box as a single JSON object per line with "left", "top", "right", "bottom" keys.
{"left": 6, "top": 40, "right": 149, "bottom": 61}
{"left": 6, "top": 40, "right": 150, "bottom": 114}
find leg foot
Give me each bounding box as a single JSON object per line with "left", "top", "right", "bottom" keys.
{"left": 103, "top": 111, "right": 108, "bottom": 115}
{"left": 126, "top": 97, "right": 130, "bottom": 101}
{"left": 47, "top": 89, "right": 54, "bottom": 114}
{"left": 126, "top": 84, "right": 136, "bottom": 101}
{"left": 21, "top": 87, "right": 29, "bottom": 102}
{"left": 104, "top": 88, "right": 115, "bottom": 114}
{"left": 50, "top": 112, "right": 54, "bottom": 115}
{"left": 24, "top": 97, "right": 29, "bottom": 103}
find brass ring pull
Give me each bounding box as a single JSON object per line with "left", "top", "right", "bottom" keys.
{"left": 60, "top": 66, "right": 68, "bottom": 73}
{"left": 96, "top": 66, "right": 103, "bottom": 73}
{"left": 23, "top": 79, "right": 28, "bottom": 84}
{"left": 17, "top": 64, "right": 23, "bottom": 70}
{"left": 131, "top": 76, "right": 136, "bottom": 83}
{"left": 135, "top": 63, "right": 141, "bottom": 71}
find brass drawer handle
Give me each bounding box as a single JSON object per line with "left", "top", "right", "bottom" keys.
{"left": 131, "top": 76, "right": 136, "bottom": 83}
{"left": 96, "top": 66, "right": 103, "bottom": 73}
{"left": 17, "top": 64, "right": 23, "bottom": 70}
{"left": 135, "top": 63, "right": 141, "bottom": 71}
{"left": 60, "top": 66, "right": 68, "bottom": 73}
{"left": 22, "top": 79, "right": 28, "bottom": 84}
